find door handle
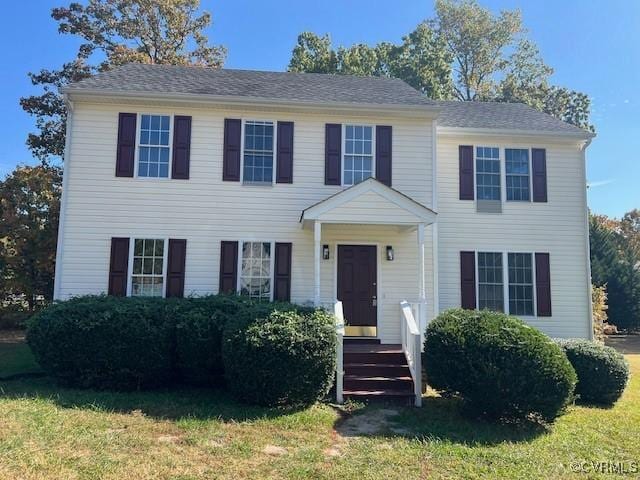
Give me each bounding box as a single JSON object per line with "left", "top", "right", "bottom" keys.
{"left": 372, "top": 297, "right": 377, "bottom": 307}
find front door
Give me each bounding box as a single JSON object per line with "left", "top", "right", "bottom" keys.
{"left": 337, "top": 245, "right": 377, "bottom": 337}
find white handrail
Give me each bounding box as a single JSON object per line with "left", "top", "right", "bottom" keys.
{"left": 400, "top": 300, "right": 422, "bottom": 407}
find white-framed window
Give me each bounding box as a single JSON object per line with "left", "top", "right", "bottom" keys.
{"left": 130, "top": 238, "right": 167, "bottom": 297}
{"left": 505, "top": 148, "right": 531, "bottom": 201}
{"left": 477, "top": 252, "right": 504, "bottom": 311}
{"left": 476, "top": 147, "right": 501, "bottom": 201}
{"left": 343, "top": 125, "right": 374, "bottom": 186}
{"left": 508, "top": 252, "right": 535, "bottom": 316}
{"left": 239, "top": 241, "right": 273, "bottom": 301}
{"left": 242, "top": 120, "right": 274, "bottom": 184}
{"left": 475, "top": 251, "right": 537, "bottom": 316}
{"left": 138, "top": 114, "right": 172, "bottom": 178}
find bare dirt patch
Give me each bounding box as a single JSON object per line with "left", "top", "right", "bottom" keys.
{"left": 336, "top": 408, "right": 401, "bottom": 438}
{"left": 0, "top": 330, "right": 26, "bottom": 344}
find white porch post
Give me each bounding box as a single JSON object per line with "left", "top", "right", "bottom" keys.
{"left": 417, "top": 223, "right": 427, "bottom": 343}
{"left": 314, "top": 221, "right": 322, "bottom": 306}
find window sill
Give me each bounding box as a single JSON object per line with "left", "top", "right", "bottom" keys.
{"left": 242, "top": 181, "right": 274, "bottom": 187}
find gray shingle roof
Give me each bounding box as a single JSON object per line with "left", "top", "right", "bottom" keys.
{"left": 435, "top": 100, "right": 592, "bottom": 136}
{"left": 64, "top": 63, "right": 436, "bottom": 107}
{"left": 64, "top": 64, "right": 593, "bottom": 137}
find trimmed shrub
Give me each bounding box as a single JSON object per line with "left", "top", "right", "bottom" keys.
{"left": 173, "top": 295, "right": 310, "bottom": 386}
{"left": 555, "top": 339, "right": 629, "bottom": 405}
{"left": 423, "top": 309, "right": 577, "bottom": 422}
{"left": 223, "top": 308, "right": 337, "bottom": 406}
{"left": 27, "top": 295, "right": 174, "bottom": 390}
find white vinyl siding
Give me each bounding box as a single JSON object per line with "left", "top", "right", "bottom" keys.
{"left": 56, "top": 103, "right": 435, "bottom": 344}
{"left": 438, "top": 134, "right": 591, "bottom": 338}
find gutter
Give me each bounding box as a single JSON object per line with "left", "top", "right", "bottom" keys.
{"left": 581, "top": 138, "right": 595, "bottom": 340}
{"left": 437, "top": 125, "right": 595, "bottom": 140}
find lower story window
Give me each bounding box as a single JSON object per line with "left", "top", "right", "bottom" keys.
{"left": 508, "top": 253, "right": 534, "bottom": 316}
{"left": 240, "top": 241, "right": 272, "bottom": 301}
{"left": 131, "top": 238, "right": 165, "bottom": 297}
{"left": 477, "top": 252, "right": 504, "bottom": 311}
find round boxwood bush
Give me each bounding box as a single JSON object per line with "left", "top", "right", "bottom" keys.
{"left": 27, "top": 295, "right": 174, "bottom": 390}
{"left": 223, "top": 308, "right": 337, "bottom": 406}
{"left": 423, "top": 309, "right": 577, "bottom": 422}
{"left": 555, "top": 339, "right": 629, "bottom": 405}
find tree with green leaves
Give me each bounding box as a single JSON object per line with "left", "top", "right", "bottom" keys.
{"left": 589, "top": 212, "right": 640, "bottom": 331}
{"left": 21, "top": 0, "right": 226, "bottom": 163}
{"left": 0, "top": 166, "right": 62, "bottom": 311}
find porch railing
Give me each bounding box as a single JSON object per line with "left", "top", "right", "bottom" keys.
{"left": 400, "top": 300, "right": 422, "bottom": 407}
{"left": 317, "top": 299, "right": 345, "bottom": 404}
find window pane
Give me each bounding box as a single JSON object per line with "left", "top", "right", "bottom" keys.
{"left": 131, "top": 238, "right": 165, "bottom": 297}
{"left": 477, "top": 252, "right": 504, "bottom": 312}
{"left": 343, "top": 125, "right": 373, "bottom": 186}
{"left": 243, "top": 121, "right": 274, "bottom": 183}
{"left": 476, "top": 146, "right": 501, "bottom": 201}
{"left": 239, "top": 241, "right": 272, "bottom": 301}
{"left": 508, "top": 253, "right": 534, "bottom": 315}
{"left": 505, "top": 149, "right": 530, "bottom": 201}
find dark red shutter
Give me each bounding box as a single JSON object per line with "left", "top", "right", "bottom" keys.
{"left": 171, "top": 116, "right": 191, "bottom": 179}
{"left": 460, "top": 251, "right": 477, "bottom": 309}
{"left": 219, "top": 241, "right": 238, "bottom": 294}
{"left": 223, "top": 119, "right": 241, "bottom": 181}
{"left": 166, "top": 239, "right": 187, "bottom": 298}
{"left": 274, "top": 242, "right": 292, "bottom": 301}
{"left": 276, "top": 121, "right": 294, "bottom": 183}
{"left": 116, "top": 113, "right": 136, "bottom": 177}
{"left": 376, "top": 125, "right": 392, "bottom": 187}
{"left": 532, "top": 148, "right": 548, "bottom": 202}
{"left": 325, "top": 124, "right": 341, "bottom": 185}
{"left": 459, "top": 145, "right": 474, "bottom": 200}
{"left": 535, "top": 253, "right": 552, "bottom": 316}
{"left": 108, "top": 237, "right": 130, "bottom": 296}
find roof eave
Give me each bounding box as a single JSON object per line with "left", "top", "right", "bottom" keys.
{"left": 62, "top": 87, "right": 442, "bottom": 118}
{"left": 436, "top": 125, "right": 595, "bottom": 140}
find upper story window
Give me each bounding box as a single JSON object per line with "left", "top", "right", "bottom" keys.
{"left": 505, "top": 148, "right": 530, "bottom": 201}
{"left": 476, "top": 147, "right": 500, "bottom": 200}
{"left": 138, "top": 115, "right": 171, "bottom": 178}
{"left": 343, "top": 125, "right": 373, "bottom": 186}
{"left": 477, "top": 252, "right": 504, "bottom": 311}
{"left": 131, "top": 238, "right": 165, "bottom": 297}
{"left": 243, "top": 121, "right": 274, "bottom": 184}
{"left": 240, "top": 241, "right": 272, "bottom": 301}
{"left": 508, "top": 253, "right": 534, "bottom": 315}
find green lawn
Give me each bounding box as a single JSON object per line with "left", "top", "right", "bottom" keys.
{"left": 0, "top": 332, "right": 42, "bottom": 379}
{"left": 0, "top": 335, "right": 638, "bottom": 479}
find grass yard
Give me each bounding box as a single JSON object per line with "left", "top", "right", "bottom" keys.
{"left": 0, "top": 334, "right": 638, "bottom": 480}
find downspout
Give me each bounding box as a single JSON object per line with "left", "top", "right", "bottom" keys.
{"left": 580, "top": 138, "right": 594, "bottom": 340}
{"left": 53, "top": 95, "right": 74, "bottom": 301}
{"left": 431, "top": 119, "right": 439, "bottom": 318}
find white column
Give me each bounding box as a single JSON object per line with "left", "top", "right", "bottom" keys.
{"left": 314, "top": 221, "right": 322, "bottom": 306}
{"left": 417, "top": 223, "right": 427, "bottom": 342}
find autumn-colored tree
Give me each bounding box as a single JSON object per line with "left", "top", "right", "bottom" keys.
{"left": 21, "top": 0, "right": 226, "bottom": 163}
{"left": 0, "top": 166, "right": 62, "bottom": 311}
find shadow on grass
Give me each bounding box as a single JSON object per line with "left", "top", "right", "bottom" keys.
{"left": 0, "top": 376, "right": 304, "bottom": 423}
{"left": 334, "top": 395, "right": 549, "bottom": 446}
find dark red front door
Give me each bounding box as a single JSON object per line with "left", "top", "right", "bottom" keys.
{"left": 337, "top": 245, "right": 377, "bottom": 335}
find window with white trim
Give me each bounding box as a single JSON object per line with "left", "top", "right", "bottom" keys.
{"left": 505, "top": 148, "right": 530, "bottom": 201}
{"left": 476, "top": 147, "right": 501, "bottom": 200}
{"left": 138, "top": 115, "right": 171, "bottom": 178}
{"left": 477, "top": 252, "right": 504, "bottom": 311}
{"left": 343, "top": 125, "right": 373, "bottom": 186}
{"left": 243, "top": 121, "right": 274, "bottom": 183}
{"left": 240, "top": 241, "right": 272, "bottom": 301}
{"left": 508, "top": 253, "right": 534, "bottom": 315}
{"left": 131, "top": 238, "right": 165, "bottom": 297}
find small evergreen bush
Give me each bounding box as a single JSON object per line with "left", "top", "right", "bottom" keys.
{"left": 423, "top": 309, "right": 577, "bottom": 422}
{"left": 556, "top": 338, "right": 629, "bottom": 405}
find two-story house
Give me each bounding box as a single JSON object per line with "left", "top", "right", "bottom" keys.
{"left": 54, "top": 64, "right": 594, "bottom": 401}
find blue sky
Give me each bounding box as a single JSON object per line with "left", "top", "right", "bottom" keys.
{"left": 1, "top": 0, "right": 638, "bottom": 217}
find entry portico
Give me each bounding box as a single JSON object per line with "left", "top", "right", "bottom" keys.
{"left": 300, "top": 178, "right": 437, "bottom": 341}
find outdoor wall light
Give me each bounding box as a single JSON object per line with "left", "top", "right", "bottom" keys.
{"left": 386, "top": 245, "right": 394, "bottom": 261}
{"left": 323, "top": 245, "right": 330, "bottom": 260}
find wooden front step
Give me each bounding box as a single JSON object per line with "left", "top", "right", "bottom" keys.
{"left": 342, "top": 344, "right": 414, "bottom": 402}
